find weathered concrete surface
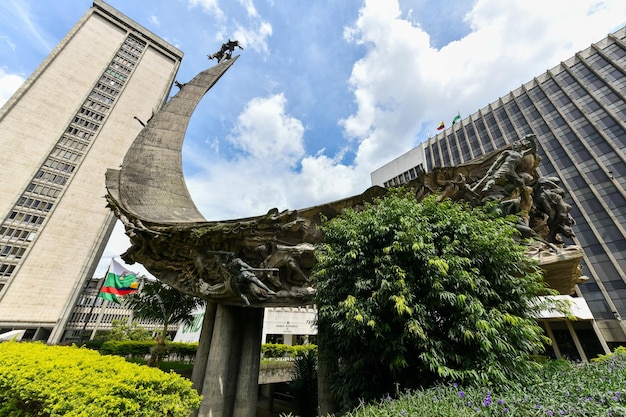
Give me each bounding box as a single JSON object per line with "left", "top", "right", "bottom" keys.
{"left": 107, "top": 57, "right": 238, "bottom": 223}
{"left": 195, "top": 305, "right": 264, "bottom": 417}
{"left": 259, "top": 361, "right": 295, "bottom": 384}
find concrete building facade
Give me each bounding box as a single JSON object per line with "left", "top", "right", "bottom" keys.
{"left": 0, "top": 1, "right": 182, "bottom": 343}
{"left": 372, "top": 26, "right": 626, "bottom": 355}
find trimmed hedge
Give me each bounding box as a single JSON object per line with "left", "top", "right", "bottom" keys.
{"left": 98, "top": 341, "right": 198, "bottom": 361}
{"left": 262, "top": 343, "right": 317, "bottom": 359}
{"left": 97, "top": 340, "right": 317, "bottom": 361}
{"left": 0, "top": 341, "right": 201, "bottom": 417}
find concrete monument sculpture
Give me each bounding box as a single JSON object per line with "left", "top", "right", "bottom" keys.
{"left": 106, "top": 51, "right": 585, "bottom": 416}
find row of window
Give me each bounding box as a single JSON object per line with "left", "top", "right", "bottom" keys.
{"left": 383, "top": 165, "right": 423, "bottom": 188}
{"left": 105, "top": 68, "right": 128, "bottom": 82}
{"left": 58, "top": 136, "right": 89, "bottom": 152}
{"left": 94, "top": 81, "right": 119, "bottom": 98}
{"left": 7, "top": 211, "right": 45, "bottom": 226}
{"left": 116, "top": 48, "right": 140, "bottom": 64}
{"left": 0, "top": 245, "right": 27, "bottom": 259}
{"left": 100, "top": 74, "right": 124, "bottom": 90}
{"left": 16, "top": 197, "right": 53, "bottom": 213}
{"left": 43, "top": 157, "right": 76, "bottom": 174}
{"left": 72, "top": 116, "right": 100, "bottom": 132}
{"left": 0, "top": 263, "right": 16, "bottom": 277}
{"left": 89, "top": 90, "right": 114, "bottom": 105}
{"left": 78, "top": 107, "right": 105, "bottom": 122}
{"left": 85, "top": 98, "right": 110, "bottom": 113}
{"left": 35, "top": 169, "right": 68, "bottom": 186}
{"left": 25, "top": 183, "right": 61, "bottom": 198}
{"left": 0, "top": 226, "right": 35, "bottom": 241}
{"left": 111, "top": 55, "right": 134, "bottom": 72}
{"left": 52, "top": 146, "right": 81, "bottom": 162}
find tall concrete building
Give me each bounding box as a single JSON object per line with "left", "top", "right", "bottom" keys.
{"left": 0, "top": 1, "right": 183, "bottom": 343}
{"left": 372, "top": 26, "right": 626, "bottom": 356}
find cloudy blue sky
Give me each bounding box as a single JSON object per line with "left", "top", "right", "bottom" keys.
{"left": 1, "top": 0, "right": 625, "bottom": 277}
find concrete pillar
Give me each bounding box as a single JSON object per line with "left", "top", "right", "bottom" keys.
{"left": 196, "top": 304, "right": 264, "bottom": 417}
{"left": 233, "top": 307, "right": 264, "bottom": 417}
{"left": 191, "top": 303, "right": 217, "bottom": 393}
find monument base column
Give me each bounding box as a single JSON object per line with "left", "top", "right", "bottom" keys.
{"left": 196, "top": 304, "right": 264, "bottom": 417}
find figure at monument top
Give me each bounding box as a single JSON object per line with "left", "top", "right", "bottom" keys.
{"left": 208, "top": 39, "right": 243, "bottom": 63}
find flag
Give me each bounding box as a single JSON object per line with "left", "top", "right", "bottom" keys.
{"left": 437, "top": 121, "right": 445, "bottom": 130}
{"left": 452, "top": 114, "right": 461, "bottom": 125}
{"left": 98, "top": 259, "right": 139, "bottom": 304}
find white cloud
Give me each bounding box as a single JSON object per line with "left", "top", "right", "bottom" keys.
{"left": 339, "top": 0, "right": 626, "bottom": 174}
{"left": 0, "top": 69, "right": 24, "bottom": 106}
{"left": 0, "top": 0, "right": 54, "bottom": 52}
{"left": 150, "top": 14, "right": 160, "bottom": 26}
{"left": 187, "top": 0, "right": 225, "bottom": 20}
{"left": 228, "top": 94, "right": 304, "bottom": 165}
{"left": 181, "top": 0, "right": 626, "bottom": 222}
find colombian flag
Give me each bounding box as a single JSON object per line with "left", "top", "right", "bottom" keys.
{"left": 98, "top": 259, "right": 139, "bottom": 304}
{"left": 437, "top": 121, "right": 445, "bottom": 130}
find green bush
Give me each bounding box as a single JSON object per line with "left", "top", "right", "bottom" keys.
{"left": 315, "top": 192, "right": 555, "bottom": 409}
{"left": 0, "top": 341, "right": 201, "bottom": 417}
{"left": 98, "top": 340, "right": 198, "bottom": 362}
{"left": 262, "top": 343, "right": 317, "bottom": 359}
{"left": 99, "top": 340, "right": 154, "bottom": 357}
{"left": 169, "top": 342, "right": 199, "bottom": 361}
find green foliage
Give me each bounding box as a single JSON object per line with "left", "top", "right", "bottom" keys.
{"left": 262, "top": 343, "right": 317, "bottom": 359}
{"left": 329, "top": 350, "right": 626, "bottom": 416}
{"left": 100, "top": 340, "right": 155, "bottom": 357}
{"left": 314, "top": 191, "right": 556, "bottom": 409}
{"left": 124, "top": 280, "right": 204, "bottom": 341}
{"left": 591, "top": 345, "right": 626, "bottom": 363}
{"left": 0, "top": 341, "right": 201, "bottom": 417}
{"left": 289, "top": 350, "right": 318, "bottom": 417}
{"left": 99, "top": 320, "right": 152, "bottom": 341}
{"left": 99, "top": 340, "right": 198, "bottom": 361}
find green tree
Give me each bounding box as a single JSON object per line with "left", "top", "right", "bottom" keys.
{"left": 314, "top": 191, "right": 557, "bottom": 410}
{"left": 102, "top": 319, "right": 152, "bottom": 341}
{"left": 125, "top": 279, "right": 204, "bottom": 366}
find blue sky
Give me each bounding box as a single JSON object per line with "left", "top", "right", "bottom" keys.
{"left": 1, "top": 0, "right": 624, "bottom": 277}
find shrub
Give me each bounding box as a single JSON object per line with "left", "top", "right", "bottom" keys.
{"left": 290, "top": 350, "right": 318, "bottom": 417}
{"left": 0, "top": 341, "right": 201, "bottom": 417}
{"left": 315, "top": 192, "right": 557, "bottom": 409}
{"left": 99, "top": 340, "right": 154, "bottom": 357}
{"left": 262, "top": 343, "right": 317, "bottom": 359}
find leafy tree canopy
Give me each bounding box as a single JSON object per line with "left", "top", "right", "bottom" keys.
{"left": 124, "top": 279, "right": 204, "bottom": 341}
{"left": 314, "top": 191, "right": 557, "bottom": 409}
{"left": 101, "top": 319, "right": 152, "bottom": 341}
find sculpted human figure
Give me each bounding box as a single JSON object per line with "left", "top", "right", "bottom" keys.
{"left": 227, "top": 257, "right": 277, "bottom": 306}
{"left": 208, "top": 39, "right": 243, "bottom": 63}
{"left": 532, "top": 176, "right": 575, "bottom": 243}
{"left": 473, "top": 135, "right": 537, "bottom": 194}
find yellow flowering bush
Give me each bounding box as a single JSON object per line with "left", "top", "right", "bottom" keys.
{"left": 0, "top": 341, "right": 201, "bottom": 416}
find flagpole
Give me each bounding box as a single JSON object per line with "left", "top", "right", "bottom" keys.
{"left": 79, "top": 261, "right": 110, "bottom": 344}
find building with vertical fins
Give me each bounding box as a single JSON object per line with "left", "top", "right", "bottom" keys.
{"left": 0, "top": 0, "right": 183, "bottom": 343}
{"left": 372, "top": 26, "right": 626, "bottom": 358}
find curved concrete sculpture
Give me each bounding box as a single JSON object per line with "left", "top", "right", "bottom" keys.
{"left": 106, "top": 57, "right": 387, "bottom": 307}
